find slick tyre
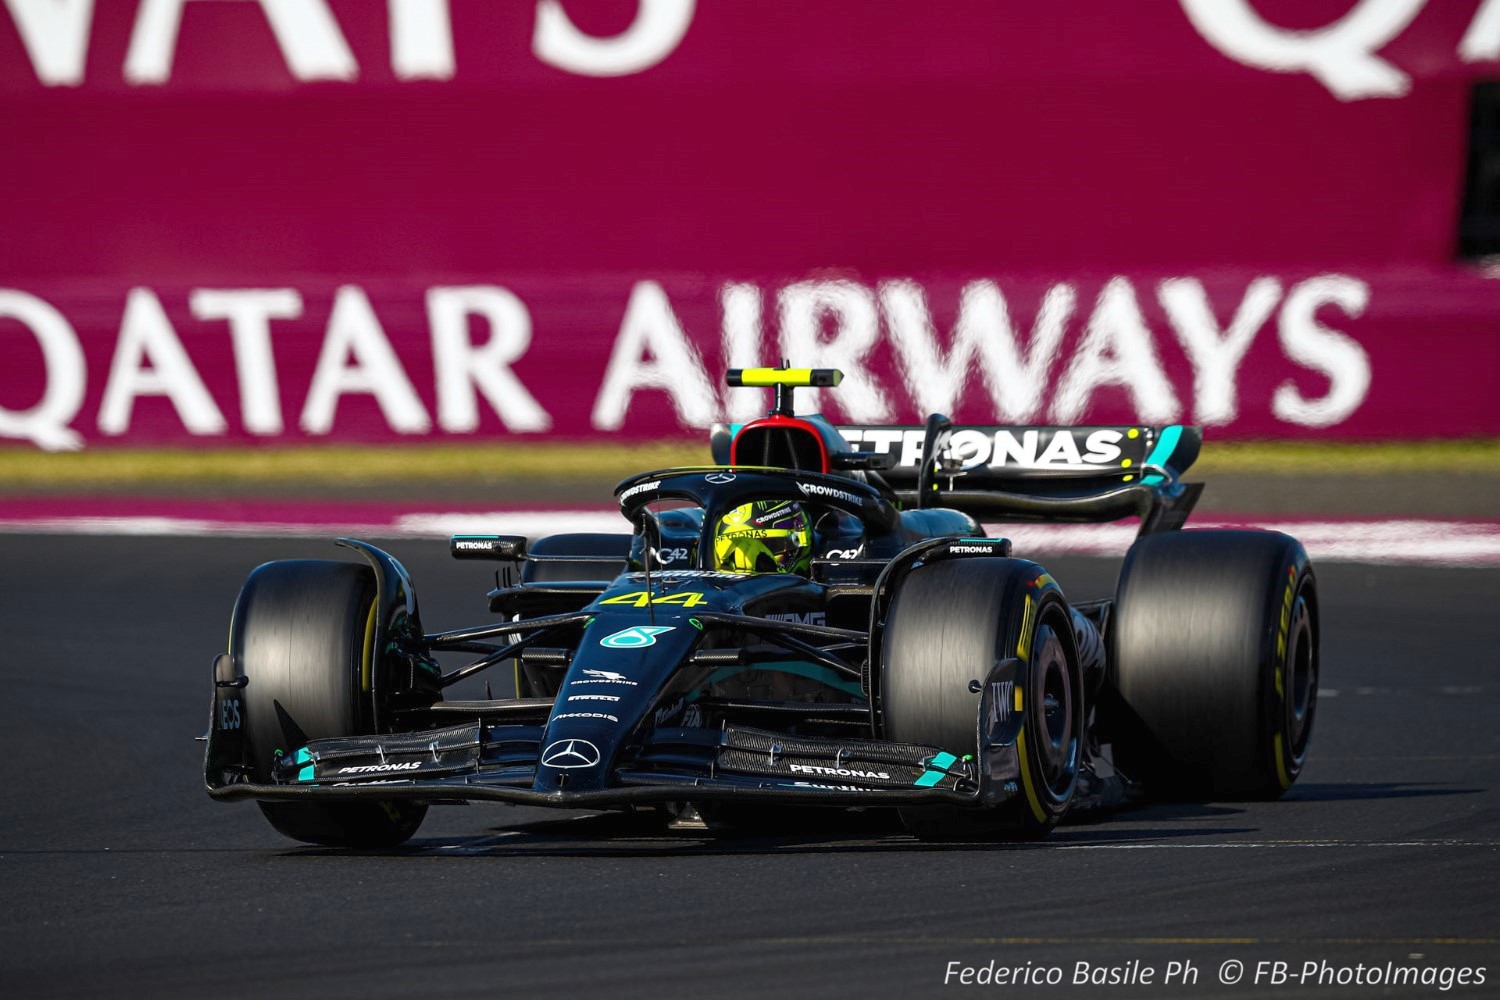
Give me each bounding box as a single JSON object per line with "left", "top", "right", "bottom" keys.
{"left": 881, "top": 558, "right": 1083, "bottom": 840}
{"left": 232, "top": 560, "right": 427, "bottom": 848}
{"left": 1108, "top": 530, "right": 1318, "bottom": 800}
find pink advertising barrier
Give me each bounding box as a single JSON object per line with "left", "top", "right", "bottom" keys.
{"left": 1, "top": 268, "right": 1495, "bottom": 449}
{"left": 1, "top": 2, "right": 1497, "bottom": 447}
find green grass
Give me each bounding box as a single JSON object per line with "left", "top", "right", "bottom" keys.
{"left": 0, "top": 438, "right": 1496, "bottom": 488}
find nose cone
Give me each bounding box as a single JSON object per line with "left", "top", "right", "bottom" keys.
{"left": 533, "top": 610, "right": 702, "bottom": 793}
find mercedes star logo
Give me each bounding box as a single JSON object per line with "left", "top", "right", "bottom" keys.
{"left": 541, "top": 739, "right": 602, "bottom": 769}
{"left": 705, "top": 472, "right": 736, "bottom": 484}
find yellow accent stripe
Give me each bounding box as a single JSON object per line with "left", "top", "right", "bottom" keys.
{"left": 1274, "top": 732, "right": 1292, "bottom": 789}
{"left": 1015, "top": 723, "right": 1050, "bottom": 825}
{"left": 1013, "top": 592, "right": 1046, "bottom": 822}
{"left": 360, "top": 598, "right": 378, "bottom": 693}
{"left": 1016, "top": 595, "right": 1035, "bottom": 661}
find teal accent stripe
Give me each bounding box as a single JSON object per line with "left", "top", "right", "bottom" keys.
{"left": 912, "top": 750, "right": 960, "bottom": 787}
{"left": 294, "top": 746, "right": 314, "bottom": 782}
{"left": 1142, "top": 424, "right": 1183, "bottom": 485}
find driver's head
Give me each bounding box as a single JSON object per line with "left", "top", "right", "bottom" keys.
{"left": 713, "top": 500, "right": 812, "bottom": 575}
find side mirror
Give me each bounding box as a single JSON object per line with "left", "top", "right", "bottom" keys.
{"left": 450, "top": 535, "right": 528, "bottom": 561}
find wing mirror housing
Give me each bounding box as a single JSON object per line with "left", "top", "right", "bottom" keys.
{"left": 450, "top": 535, "right": 528, "bottom": 561}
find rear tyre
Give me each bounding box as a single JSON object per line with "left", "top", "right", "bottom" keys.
{"left": 1108, "top": 530, "right": 1318, "bottom": 800}
{"left": 881, "top": 558, "right": 1083, "bottom": 840}
{"left": 233, "top": 560, "right": 427, "bottom": 847}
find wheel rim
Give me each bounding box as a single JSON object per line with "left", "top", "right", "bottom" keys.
{"left": 1031, "top": 621, "right": 1079, "bottom": 798}
{"left": 1284, "top": 590, "right": 1316, "bottom": 761}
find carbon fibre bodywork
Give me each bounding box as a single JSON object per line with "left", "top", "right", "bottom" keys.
{"left": 205, "top": 470, "right": 1036, "bottom": 810}
{"left": 205, "top": 403, "right": 1216, "bottom": 828}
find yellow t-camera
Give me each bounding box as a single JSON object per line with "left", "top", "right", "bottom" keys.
{"left": 726, "top": 368, "right": 843, "bottom": 388}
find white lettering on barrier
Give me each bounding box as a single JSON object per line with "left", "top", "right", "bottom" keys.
{"left": 1180, "top": 0, "right": 1425, "bottom": 101}
{"left": 0, "top": 289, "right": 85, "bottom": 450}
{"left": 190, "top": 288, "right": 301, "bottom": 435}
{"left": 1180, "top": 0, "right": 1426, "bottom": 100}
{"left": 10, "top": 0, "right": 696, "bottom": 86}
{"left": 0, "top": 275, "right": 1379, "bottom": 447}
{"left": 1273, "top": 275, "right": 1372, "bottom": 428}
{"left": 1160, "top": 276, "right": 1281, "bottom": 427}
{"left": 533, "top": 0, "right": 695, "bottom": 77}
{"left": 778, "top": 281, "right": 890, "bottom": 422}
{"left": 98, "top": 288, "right": 226, "bottom": 437}
{"left": 1052, "top": 277, "right": 1179, "bottom": 424}
{"left": 10, "top": 0, "right": 695, "bottom": 86}
{"left": 882, "top": 279, "right": 1075, "bottom": 423}
{"left": 12, "top": 1, "right": 1498, "bottom": 94}
{"left": 720, "top": 283, "right": 766, "bottom": 424}
{"left": 1461, "top": 0, "right": 1500, "bottom": 62}
{"left": 429, "top": 285, "right": 551, "bottom": 433}
{"left": 124, "top": 0, "right": 358, "bottom": 85}
{"left": 389, "top": 0, "right": 454, "bottom": 81}
{"left": 592, "top": 281, "right": 716, "bottom": 431}
{"left": 3, "top": 0, "right": 93, "bottom": 86}
{"left": 300, "top": 286, "right": 430, "bottom": 435}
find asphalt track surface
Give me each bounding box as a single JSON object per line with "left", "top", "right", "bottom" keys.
{"left": 2, "top": 534, "right": 1497, "bottom": 999}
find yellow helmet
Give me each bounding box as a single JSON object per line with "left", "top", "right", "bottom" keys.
{"left": 713, "top": 500, "right": 813, "bottom": 575}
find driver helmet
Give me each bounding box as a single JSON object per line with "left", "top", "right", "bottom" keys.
{"left": 713, "top": 500, "right": 813, "bottom": 576}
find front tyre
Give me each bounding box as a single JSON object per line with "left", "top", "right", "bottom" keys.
{"left": 1108, "top": 530, "right": 1318, "bottom": 800}
{"left": 233, "top": 560, "right": 427, "bottom": 847}
{"left": 881, "top": 558, "right": 1083, "bottom": 840}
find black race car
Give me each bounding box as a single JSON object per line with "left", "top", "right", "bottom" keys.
{"left": 204, "top": 367, "right": 1318, "bottom": 847}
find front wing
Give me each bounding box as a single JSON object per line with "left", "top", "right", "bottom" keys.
{"left": 205, "top": 720, "right": 1009, "bottom": 810}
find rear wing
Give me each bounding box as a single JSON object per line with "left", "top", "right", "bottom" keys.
{"left": 836, "top": 424, "right": 1200, "bottom": 487}
{"left": 711, "top": 365, "right": 1204, "bottom": 533}
{"left": 838, "top": 422, "right": 1203, "bottom": 532}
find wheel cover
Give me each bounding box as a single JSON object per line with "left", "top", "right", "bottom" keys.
{"left": 1030, "top": 622, "right": 1080, "bottom": 799}
{"left": 1284, "top": 591, "right": 1317, "bottom": 761}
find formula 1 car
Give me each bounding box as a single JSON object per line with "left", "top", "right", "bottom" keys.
{"left": 203, "top": 367, "right": 1318, "bottom": 847}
